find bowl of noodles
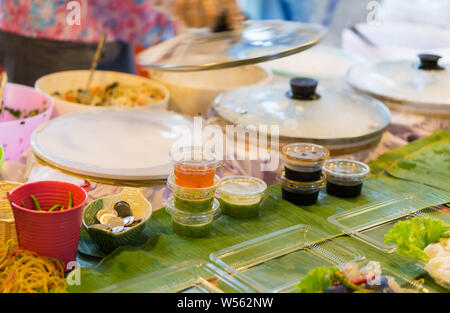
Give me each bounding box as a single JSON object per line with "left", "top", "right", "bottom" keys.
{"left": 35, "top": 70, "right": 170, "bottom": 117}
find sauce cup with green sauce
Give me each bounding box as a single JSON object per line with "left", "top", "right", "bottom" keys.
{"left": 217, "top": 176, "right": 267, "bottom": 218}
{"left": 165, "top": 196, "right": 220, "bottom": 238}
{"left": 280, "top": 171, "right": 326, "bottom": 206}
{"left": 167, "top": 174, "right": 220, "bottom": 213}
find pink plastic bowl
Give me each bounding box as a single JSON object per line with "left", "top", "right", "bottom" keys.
{"left": 8, "top": 180, "right": 90, "bottom": 269}
{"left": 0, "top": 83, "right": 54, "bottom": 161}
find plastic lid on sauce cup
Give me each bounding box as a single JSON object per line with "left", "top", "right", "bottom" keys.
{"left": 218, "top": 176, "right": 267, "bottom": 202}
{"left": 279, "top": 170, "right": 326, "bottom": 192}
{"left": 281, "top": 143, "right": 330, "bottom": 171}
{"left": 323, "top": 159, "right": 370, "bottom": 185}
{"left": 169, "top": 146, "right": 223, "bottom": 170}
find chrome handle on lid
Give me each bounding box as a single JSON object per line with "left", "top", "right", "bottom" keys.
{"left": 418, "top": 54, "right": 444, "bottom": 71}
{"left": 287, "top": 77, "right": 320, "bottom": 100}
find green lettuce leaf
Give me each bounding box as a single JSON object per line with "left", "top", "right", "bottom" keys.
{"left": 384, "top": 217, "right": 448, "bottom": 263}
{"left": 295, "top": 266, "right": 340, "bottom": 293}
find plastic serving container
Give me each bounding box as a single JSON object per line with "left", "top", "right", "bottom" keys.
{"left": 323, "top": 159, "right": 370, "bottom": 198}
{"left": 169, "top": 146, "right": 223, "bottom": 188}
{"left": 96, "top": 260, "right": 256, "bottom": 293}
{"left": 210, "top": 224, "right": 429, "bottom": 293}
{"left": 328, "top": 194, "right": 450, "bottom": 253}
{"left": 217, "top": 176, "right": 267, "bottom": 218}
{"left": 167, "top": 174, "right": 220, "bottom": 213}
{"left": 280, "top": 171, "right": 326, "bottom": 206}
{"left": 0, "top": 83, "right": 54, "bottom": 161}
{"left": 210, "top": 224, "right": 360, "bottom": 293}
{"left": 281, "top": 143, "right": 329, "bottom": 182}
{"left": 166, "top": 196, "right": 220, "bottom": 238}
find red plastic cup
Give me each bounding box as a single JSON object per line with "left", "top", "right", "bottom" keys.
{"left": 7, "top": 180, "right": 90, "bottom": 270}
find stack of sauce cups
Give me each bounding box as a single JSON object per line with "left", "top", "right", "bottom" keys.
{"left": 166, "top": 146, "right": 222, "bottom": 238}
{"left": 280, "top": 143, "right": 329, "bottom": 206}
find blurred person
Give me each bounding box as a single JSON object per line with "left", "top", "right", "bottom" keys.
{"left": 239, "top": 0, "right": 339, "bottom": 26}
{"left": 380, "top": 0, "right": 450, "bottom": 28}
{"left": 0, "top": 0, "right": 243, "bottom": 86}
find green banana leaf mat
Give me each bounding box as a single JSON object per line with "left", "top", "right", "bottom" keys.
{"left": 370, "top": 129, "right": 450, "bottom": 191}
{"left": 70, "top": 130, "right": 450, "bottom": 293}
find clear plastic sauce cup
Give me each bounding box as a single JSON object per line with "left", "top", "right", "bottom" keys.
{"left": 281, "top": 143, "right": 330, "bottom": 182}
{"left": 323, "top": 159, "right": 370, "bottom": 198}
{"left": 280, "top": 171, "right": 326, "bottom": 206}
{"left": 169, "top": 146, "right": 223, "bottom": 188}
{"left": 167, "top": 174, "right": 220, "bottom": 213}
{"left": 217, "top": 176, "right": 267, "bottom": 218}
{"left": 165, "top": 196, "right": 220, "bottom": 238}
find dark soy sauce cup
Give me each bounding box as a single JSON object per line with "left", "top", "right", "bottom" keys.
{"left": 281, "top": 143, "right": 330, "bottom": 182}
{"left": 280, "top": 171, "right": 326, "bottom": 206}
{"left": 323, "top": 159, "right": 370, "bottom": 198}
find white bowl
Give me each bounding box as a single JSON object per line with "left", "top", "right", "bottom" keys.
{"left": 147, "top": 65, "right": 273, "bottom": 116}
{"left": 35, "top": 70, "right": 170, "bottom": 117}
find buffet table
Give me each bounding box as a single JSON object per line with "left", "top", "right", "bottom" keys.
{"left": 1, "top": 18, "right": 449, "bottom": 294}
{"left": 1, "top": 116, "right": 448, "bottom": 293}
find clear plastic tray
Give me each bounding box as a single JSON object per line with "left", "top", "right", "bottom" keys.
{"left": 328, "top": 194, "right": 450, "bottom": 253}
{"left": 210, "top": 224, "right": 361, "bottom": 293}
{"left": 96, "top": 260, "right": 256, "bottom": 293}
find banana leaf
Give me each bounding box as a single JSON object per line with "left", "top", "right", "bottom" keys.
{"left": 369, "top": 130, "right": 450, "bottom": 192}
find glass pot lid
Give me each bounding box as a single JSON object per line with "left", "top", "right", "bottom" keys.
{"left": 347, "top": 54, "right": 450, "bottom": 111}
{"left": 213, "top": 77, "right": 391, "bottom": 142}
{"left": 137, "top": 20, "right": 327, "bottom": 72}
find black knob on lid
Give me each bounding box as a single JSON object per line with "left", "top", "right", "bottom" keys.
{"left": 418, "top": 54, "right": 444, "bottom": 71}
{"left": 213, "top": 11, "right": 232, "bottom": 33}
{"left": 287, "top": 77, "right": 320, "bottom": 100}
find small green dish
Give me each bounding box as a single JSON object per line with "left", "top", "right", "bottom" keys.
{"left": 82, "top": 187, "right": 152, "bottom": 253}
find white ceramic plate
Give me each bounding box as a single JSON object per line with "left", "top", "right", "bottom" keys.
{"left": 31, "top": 110, "right": 193, "bottom": 181}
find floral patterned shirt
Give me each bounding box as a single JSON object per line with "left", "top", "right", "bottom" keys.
{"left": 0, "top": 0, "right": 173, "bottom": 45}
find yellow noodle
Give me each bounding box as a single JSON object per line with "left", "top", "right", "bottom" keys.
{"left": 0, "top": 240, "right": 67, "bottom": 293}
